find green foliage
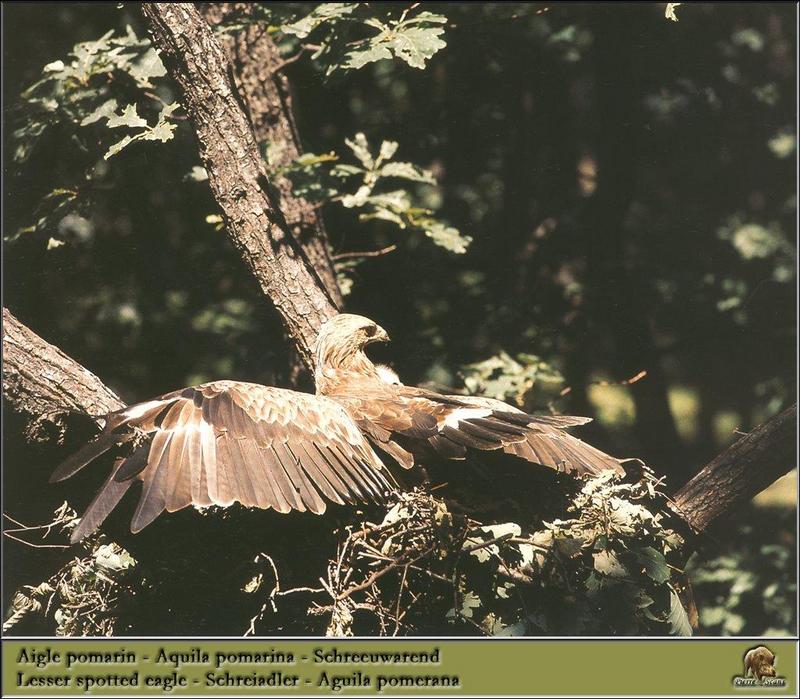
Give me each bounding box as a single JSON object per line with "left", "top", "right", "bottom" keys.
{"left": 332, "top": 257, "right": 359, "bottom": 297}
{"left": 7, "top": 26, "right": 181, "bottom": 246}
{"left": 97, "top": 100, "right": 179, "bottom": 159}
{"left": 706, "top": 215, "right": 796, "bottom": 325}
{"left": 687, "top": 513, "right": 796, "bottom": 636}
{"left": 767, "top": 130, "right": 796, "bottom": 159}
{"left": 281, "top": 2, "right": 359, "bottom": 40}
{"left": 259, "top": 471, "right": 693, "bottom": 637}
{"left": 11, "top": 26, "right": 171, "bottom": 165}
{"left": 3, "top": 504, "right": 138, "bottom": 637}
{"left": 716, "top": 215, "right": 794, "bottom": 269}
{"left": 9, "top": 9, "right": 457, "bottom": 277}
{"left": 460, "top": 352, "right": 564, "bottom": 409}
{"left": 231, "top": 3, "right": 449, "bottom": 75}
{"left": 281, "top": 132, "right": 470, "bottom": 255}
{"left": 8, "top": 188, "right": 79, "bottom": 245}
{"left": 338, "top": 10, "right": 447, "bottom": 72}
{"left": 449, "top": 469, "right": 692, "bottom": 636}
{"left": 664, "top": 3, "right": 682, "bottom": 22}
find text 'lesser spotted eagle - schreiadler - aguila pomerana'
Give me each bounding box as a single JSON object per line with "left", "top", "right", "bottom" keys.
{"left": 51, "top": 314, "right": 627, "bottom": 543}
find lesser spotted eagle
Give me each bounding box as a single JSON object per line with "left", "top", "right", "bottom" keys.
{"left": 51, "top": 314, "right": 624, "bottom": 542}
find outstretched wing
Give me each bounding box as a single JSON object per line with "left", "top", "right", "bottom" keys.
{"left": 443, "top": 393, "right": 622, "bottom": 475}
{"left": 51, "top": 381, "right": 394, "bottom": 542}
{"left": 336, "top": 384, "right": 623, "bottom": 477}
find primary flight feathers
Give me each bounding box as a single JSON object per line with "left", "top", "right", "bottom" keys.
{"left": 52, "top": 314, "right": 624, "bottom": 542}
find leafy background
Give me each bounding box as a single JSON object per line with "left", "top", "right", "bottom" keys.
{"left": 3, "top": 2, "right": 796, "bottom": 636}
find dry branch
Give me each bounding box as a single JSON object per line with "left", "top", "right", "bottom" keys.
{"left": 2, "top": 308, "right": 124, "bottom": 440}
{"left": 2, "top": 313, "right": 135, "bottom": 635}
{"left": 674, "top": 403, "right": 797, "bottom": 531}
{"left": 141, "top": 2, "right": 338, "bottom": 369}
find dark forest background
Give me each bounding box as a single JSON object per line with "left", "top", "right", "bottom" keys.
{"left": 3, "top": 2, "right": 796, "bottom": 636}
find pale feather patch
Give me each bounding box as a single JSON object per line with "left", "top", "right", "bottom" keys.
{"left": 376, "top": 364, "right": 402, "bottom": 385}
{"left": 122, "top": 399, "right": 168, "bottom": 421}
{"left": 442, "top": 408, "right": 493, "bottom": 429}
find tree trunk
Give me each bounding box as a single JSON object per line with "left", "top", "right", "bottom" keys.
{"left": 199, "top": 2, "right": 343, "bottom": 308}
{"left": 141, "top": 2, "right": 338, "bottom": 370}
{"left": 2, "top": 308, "right": 124, "bottom": 440}
{"left": 673, "top": 403, "right": 797, "bottom": 531}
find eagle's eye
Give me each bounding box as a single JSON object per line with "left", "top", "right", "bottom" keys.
{"left": 364, "top": 325, "right": 377, "bottom": 337}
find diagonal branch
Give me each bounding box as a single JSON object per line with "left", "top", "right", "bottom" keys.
{"left": 3, "top": 308, "right": 133, "bottom": 634}
{"left": 141, "top": 2, "right": 338, "bottom": 370}
{"left": 673, "top": 403, "right": 796, "bottom": 531}
{"left": 3, "top": 308, "right": 125, "bottom": 441}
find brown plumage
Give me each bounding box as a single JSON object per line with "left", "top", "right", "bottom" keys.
{"left": 52, "top": 313, "right": 625, "bottom": 543}
{"left": 52, "top": 382, "right": 393, "bottom": 543}
{"left": 314, "top": 315, "right": 625, "bottom": 477}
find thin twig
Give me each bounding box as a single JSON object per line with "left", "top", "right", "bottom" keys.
{"left": 3, "top": 532, "right": 70, "bottom": 549}
{"left": 336, "top": 545, "right": 435, "bottom": 602}
{"left": 461, "top": 532, "right": 514, "bottom": 555}
{"left": 560, "top": 369, "right": 647, "bottom": 397}
{"left": 392, "top": 565, "right": 409, "bottom": 636}
{"left": 333, "top": 244, "right": 398, "bottom": 261}
{"left": 271, "top": 46, "right": 310, "bottom": 74}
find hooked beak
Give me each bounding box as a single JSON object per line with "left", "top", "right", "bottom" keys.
{"left": 371, "top": 325, "right": 390, "bottom": 344}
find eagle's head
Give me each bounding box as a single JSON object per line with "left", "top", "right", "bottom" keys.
{"left": 314, "top": 314, "right": 390, "bottom": 390}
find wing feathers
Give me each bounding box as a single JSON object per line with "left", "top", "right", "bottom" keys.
{"left": 164, "top": 425, "right": 190, "bottom": 512}
{"left": 210, "top": 434, "right": 236, "bottom": 506}
{"left": 56, "top": 372, "right": 620, "bottom": 545}
{"left": 340, "top": 444, "right": 386, "bottom": 500}
{"left": 56, "top": 382, "right": 392, "bottom": 540}
{"left": 270, "top": 442, "right": 307, "bottom": 512}
{"left": 50, "top": 430, "right": 135, "bottom": 483}
{"left": 340, "top": 387, "right": 622, "bottom": 476}
{"left": 467, "top": 416, "right": 527, "bottom": 437}
{"left": 199, "top": 424, "right": 218, "bottom": 503}
{"left": 222, "top": 434, "right": 257, "bottom": 508}
{"left": 320, "top": 445, "right": 367, "bottom": 501}
{"left": 187, "top": 423, "right": 209, "bottom": 506}
{"left": 298, "top": 443, "right": 347, "bottom": 505}
{"left": 429, "top": 432, "right": 467, "bottom": 459}
{"left": 113, "top": 444, "right": 150, "bottom": 482}
{"left": 315, "top": 444, "right": 360, "bottom": 504}
{"left": 166, "top": 433, "right": 193, "bottom": 513}
{"left": 283, "top": 442, "right": 327, "bottom": 514}
{"left": 69, "top": 458, "right": 138, "bottom": 544}
{"left": 130, "top": 431, "right": 172, "bottom": 533}
{"left": 433, "top": 402, "right": 623, "bottom": 475}
{"left": 238, "top": 438, "right": 272, "bottom": 509}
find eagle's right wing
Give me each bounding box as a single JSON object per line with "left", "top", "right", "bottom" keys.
{"left": 51, "top": 381, "right": 394, "bottom": 542}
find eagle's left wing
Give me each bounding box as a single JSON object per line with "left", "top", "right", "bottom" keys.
{"left": 337, "top": 385, "right": 624, "bottom": 477}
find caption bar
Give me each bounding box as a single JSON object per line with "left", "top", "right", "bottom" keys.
{"left": 2, "top": 639, "right": 796, "bottom": 696}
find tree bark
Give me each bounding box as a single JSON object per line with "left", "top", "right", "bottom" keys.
{"left": 673, "top": 403, "right": 797, "bottom": 531}
{"left": 198, "top": 2, "right": 343, "bottom": 308}
{"left": 2, "top": 308, "right": 125, "bottom": 440}
{"left": 141, "top": 2, "right": 338, "bottom": 369}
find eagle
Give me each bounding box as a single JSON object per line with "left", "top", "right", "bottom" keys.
{"left": 51, "top": 314, "right": 624, "bottom": 543}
